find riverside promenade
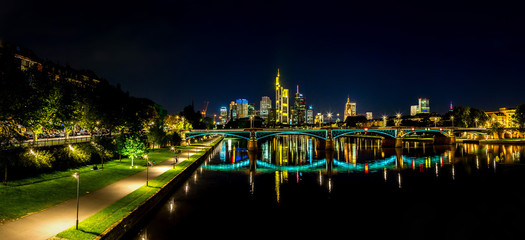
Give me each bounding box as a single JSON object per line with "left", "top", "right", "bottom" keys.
{"left": 0, "top": 137, "right": 219, "bottom": 240}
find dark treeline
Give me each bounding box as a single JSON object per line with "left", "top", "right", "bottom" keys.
{"left": 0, "top": 42, "right": 170, "bottom": 183}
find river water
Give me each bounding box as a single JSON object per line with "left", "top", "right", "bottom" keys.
{"left": 126, "top": 136, "right": 525, "bottom": 240}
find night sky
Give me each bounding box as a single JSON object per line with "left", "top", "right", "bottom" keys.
{"left": 1, "top": 0, "right": 524, "bottom": 117}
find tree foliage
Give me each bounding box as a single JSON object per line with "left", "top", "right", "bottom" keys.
{"left": 450, "top": 106, "right": 489, "bottom": 128}
{"left": 119, "top": 136, "right": 146, "bottom": 166}
{"left": 514, "top": 104, "right": 525, "bottom": 129}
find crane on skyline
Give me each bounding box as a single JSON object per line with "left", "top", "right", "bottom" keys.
{"left": 201, "top": 101, "right": 209, "bottom": 117}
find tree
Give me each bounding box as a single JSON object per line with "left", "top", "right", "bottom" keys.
{"left": 513, "top": 104, "right": 525, "bottom": 129}
{"left": 147, "top": 119, "right": 167, "bottom": 149}
{"left": 119, "top": 136, "right": 146, "bottom": 167}
{"left": 345, "top": 116, "right": 368, "bottom": 127}
{"left": 490, "top": 122, "right": 505, "bottom": 139}
{"left": 450, "top": 106, "right": 488, "bottom": 128}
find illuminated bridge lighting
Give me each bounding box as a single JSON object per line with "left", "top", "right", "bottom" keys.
{"left": 256, "top": 160, "right": 327, "bottom": 171}
{"left": 202, "top": 160, "right": 250, "bottom": 170}
{"left": 201, "top": 155, "right": 448, "bottom": 172}
{"left": 333, "top": 156, "right": 397, "bottom": 172}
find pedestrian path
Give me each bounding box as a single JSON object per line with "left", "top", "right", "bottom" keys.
{"left": 0, "top": 138, "right": 219, "bottom": 240}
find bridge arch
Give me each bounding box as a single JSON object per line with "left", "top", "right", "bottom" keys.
{"left": 185, "top": 131, "right": 251, "bottom": 140}
{"left": 400, "top": 129, "right": 451, "bottom": 138}
{"left": 256, "top": 130, "right": 327, "bottom": 140}
{"left": 332, "top": 129, "right": 397, "bottom": 139}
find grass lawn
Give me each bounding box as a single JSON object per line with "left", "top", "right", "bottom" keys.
{"left": 0, "top": 148, "right": 177, "bottom": 222}
{"left": 56, "top": 139, "right": 220, "bottom": 240}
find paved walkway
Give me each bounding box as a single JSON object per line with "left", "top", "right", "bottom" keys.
{"left": 0, "top": 138, "right": 219, "bottom": 240}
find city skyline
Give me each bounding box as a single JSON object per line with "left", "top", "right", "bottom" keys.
{"left": 1, "top": 1, "right": 524, "bottom": 116}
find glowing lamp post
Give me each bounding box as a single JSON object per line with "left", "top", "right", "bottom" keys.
{"left": 171, "top": 147, "right": 176, "bottom": 168}
{"left": 72, "top": 172, "right": 80, "bottom": 230}
{"left": 145, "top": 155, "right": 149, "bottom": 186}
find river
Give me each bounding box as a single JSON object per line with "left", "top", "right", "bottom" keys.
{"left": 125, "top": 136, "right": 525, "bottom": 240}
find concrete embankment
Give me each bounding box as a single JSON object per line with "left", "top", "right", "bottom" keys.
{"left": 98, "top": 138, "right": 222, "bottom": 240}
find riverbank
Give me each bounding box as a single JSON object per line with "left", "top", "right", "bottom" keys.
{"left": 55, "top": 137, "right": 222, "bottom": 240}
{"left": 455, "top": 138, "right": 525, "bottom": 144}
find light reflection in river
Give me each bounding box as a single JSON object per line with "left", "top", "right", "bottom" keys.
{"left": 127, "top": 136, "right": 525, "bottom": 240}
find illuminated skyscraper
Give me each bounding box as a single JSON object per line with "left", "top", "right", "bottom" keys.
{"left": 260, "top": 96, "right": 271, "bottom": 120}
{"left": 275, "top": 68, "right": 289, "bottom": 124}
{"left": 306, "top": 105, "right": 314, "bottom": 124}
{"left": 220, "top": 107, "right": 227, "bottom": 124}
{"left": 236, "top": 99, "right": 249, "bottom": 118}
{"left": 344, "top": 96, "right": 357, "bottom": 121}
{"left": 417, "top": 98, "right": 430, "bottom": 114}
{"left": 410, "top": 105, "right": 418, "bottom": 116}
{"left": 229, "top": 101, "right": 237, "bottom": 121}
{"left": 292, "top": 85, "right": 306, "bottom": 125}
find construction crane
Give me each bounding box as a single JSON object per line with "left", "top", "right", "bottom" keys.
{"left": 201, "top": 101, "right": 209, "bottom": 117}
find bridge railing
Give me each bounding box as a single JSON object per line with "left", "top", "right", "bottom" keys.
{"left": 17, "top": 135, "right": 93, "bottom": 147}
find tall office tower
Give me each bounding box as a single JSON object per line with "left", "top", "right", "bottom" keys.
{"left": 248, "top": 104, "right": 255, "bottom": 117}
{"left": 417, "top": 98, "right": 430, "bottom": 114}
{"left": 411, "top": 105, "right": 418, "bottom": 116}
{"left": 235, "top": 99, "right": 249, "bottom": 118}
{"left": 275, "top": 68, "right": 289, "bottom": 124}
{"left": 260, "top": 96, "right": 272, "bottom": 120}
{"left": 293, "top": 85, "right": 306, "bottom": 125}
{"left": 306, "top": 105, "right": 314, "bottom": 124}
{"left": 344, "top": 96, "right": 357, "bottom": 121}
{"left": 220, "top": 107, "right": 228, "bottom": 124}
{"left": 229, "top": 101, "right": 237, "bottom": 121}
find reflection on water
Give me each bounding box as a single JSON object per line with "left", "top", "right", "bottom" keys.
{"left": 128, "top": 136, "right": 525, "bottom": 240}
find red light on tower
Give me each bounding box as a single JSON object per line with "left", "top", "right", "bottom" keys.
{"left": 364, "top": 127, "right": 368, "bottom": 131}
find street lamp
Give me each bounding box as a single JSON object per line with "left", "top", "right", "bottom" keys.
{"left": 171, "top": 147, "right": 176, "bottom": 168}
{"left": 475, "top": 118, "right": 479, "bottom": 128}
{"left": 451, "top": 116, "right": 454, "bottom": 127}
{"left": 145, "top": 155, "right": 149, "bottom": 186}
{"left": 395, "top": 113, "right": 401, "bottom": 127}
{"left": 72, "top": 172, "right": 80, "bottom": 230}
{"left": 382, "top": 115, "right": 387, "bottom": 127}
{"left": 327, "top": 112, "right": 333, "bottom": 125}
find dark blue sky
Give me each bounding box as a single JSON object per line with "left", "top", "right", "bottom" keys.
{"left": 2, "top": 0, "right": 524, "bottom": 117}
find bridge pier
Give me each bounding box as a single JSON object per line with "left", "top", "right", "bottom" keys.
{"left": 382, "top": 138, "right": 402, "bottom": 148}
{"left": 434, "top": 136, "right": 456, "bottom": 145}
{"left": 248, "top": 148, "right": 257, "bottom": 172}
{"left": 247, "top": 139, "right": 258, "bottom": 151}
{"left": 325, "top": 139, "right": 335, "bottom": 151}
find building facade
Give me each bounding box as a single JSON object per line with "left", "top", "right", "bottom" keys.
{"left": 344, "top": 97, "right": 357, "bottom": 121}
{"left": 417, "top": 98, "right": 430, "bottom": 114}
{"left": 306, "top": 106, "right": 314, "bottom": 125}
{"left": 486, "top": 107, "right": 516, "bottom": 128}
{"left": 260, "top": 96, "right": 271, "bottom": 121}
{"left": 220, "top": 107, "right": 228, "bottom": 125}
{"left": 275, "top": 68, "right": 289, "bottom": 124}
{"left": 292, "top": 85, "right": 306, "bottom": 125}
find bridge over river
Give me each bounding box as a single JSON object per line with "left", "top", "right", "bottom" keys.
{"left": 183, "top": 127, "right": 459, "bottom": 150}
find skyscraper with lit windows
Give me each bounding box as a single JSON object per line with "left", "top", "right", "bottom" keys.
{"left": 344, "top": 96, "right": 357, "bottom": 121}
{"left": 260, "top": 96, "right": 271, "bottom": 121}
{"left": 275, "top": 68, "right": 289, "bottom": 124}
